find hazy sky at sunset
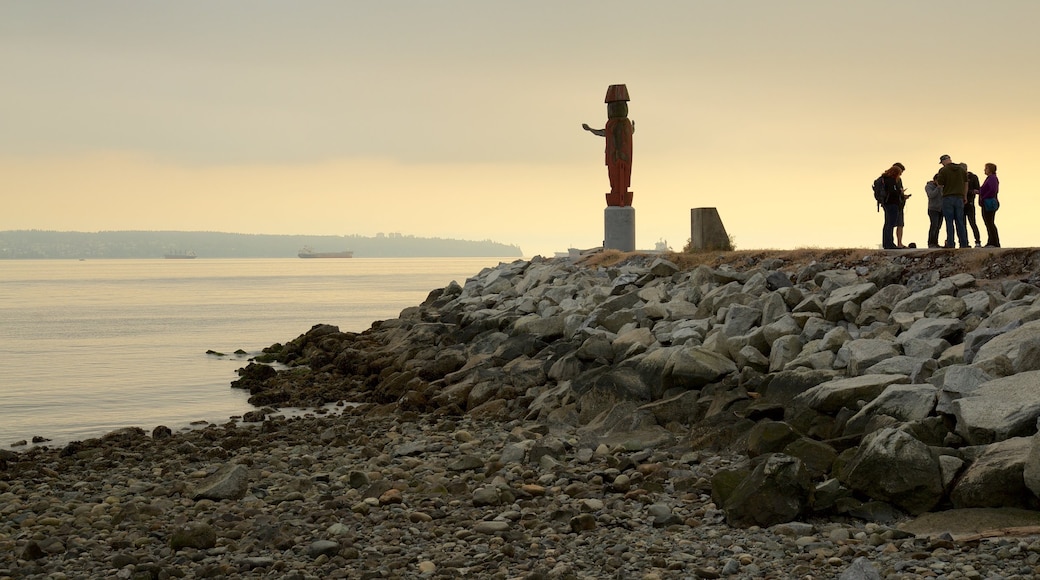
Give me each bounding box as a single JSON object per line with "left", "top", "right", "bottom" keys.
{"left": 3, "top": 1, "right": 1038, "bottom": 257}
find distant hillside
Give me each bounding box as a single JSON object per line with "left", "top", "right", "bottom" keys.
{"left": 0, "top": 230, "right": 523, "bottom": 259}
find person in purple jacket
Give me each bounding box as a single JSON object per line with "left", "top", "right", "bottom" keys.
{"left": 979, "top": 162, "right": 1000, "bottom": 247}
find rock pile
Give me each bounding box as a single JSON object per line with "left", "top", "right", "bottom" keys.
{"left": 236, "top": 250, "right": 1040, "bottom": 528}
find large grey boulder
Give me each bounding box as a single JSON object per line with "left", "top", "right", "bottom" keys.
{"left": 896, "top": 317, "right": 965, "bottom": 344}
{"left": 839, "top": 427, "right": 943, "bottom": 515}
{"left": 648, "top": 257, "right": 679, "bottom": 278}
{"left": 723, "top": 454, "right": 814, "bottom": 527}
{"left": 769, "top": 335, "right": 804, "bottom": 373}
{"left": 950, "top": 437, "right": 1036, "bottom": 509}
{"left": 933, "top": 365, "right": 993, "bottom": 414}
{"left": 792, "top": 374, "right": 909, "bottom": 415}
{"left": 611, "top": 327, "right": 655, "bottom": 359}
{"left": 843, "top": 384, "right": 938, "bottom": 436}
{"left": 962, "top": 321, "right": 1018, "bottom": 364}
{"left": 972, "top": 319, "right": 1040, "bottom": 373}
{"left": 976, "top": 301, "right": 1040, "bottom": 332}
{"left": 924, "top": 295, "right": 967, "bottom": 319}
{"left": 512, "top": 313, "right": 566, "bottom": 340}
{"left": 835, "top": 339, "right": 901, "bottom": 376}
{"left": 891, "top": 279, "right": 958, "bottom": 315}
{"left": 762, "top": 368, "right": 841, "bottom": 405}
{"left": 946, "top": 370, "right": 1040, "bottom": 445}
{"left": 746, "top": 420, "right": 800, "bottom": 457}
{"left": 664, "top": 346, "right": 738, "bottom": 390}
{"left": 1023, "top": 432, "right": 1040, "bottom": 499}
{"left": 824, "top": 282, "right": 877, "bottom": 322}
{"left": 572, "top": 366, "right": 651, "bottom": 423}
{"left": 864, "top": 356, "right": 937, "bottom": 383}
{"left": 722, "top": 304, "right": 762, "bottom": 338}
{"left": 857, "top": 284, "right": 911, "bottom": 325}
{"left": 901, "top": 337, "right": 952, "bottom": 360}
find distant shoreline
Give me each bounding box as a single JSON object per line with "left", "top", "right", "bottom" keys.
{"left": 0, "top": 229, "right": 523, "bottom": 259}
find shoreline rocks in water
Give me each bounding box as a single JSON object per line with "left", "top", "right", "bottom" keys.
{"left": 5, "top": 247, "right": 1040, "bottom": 577}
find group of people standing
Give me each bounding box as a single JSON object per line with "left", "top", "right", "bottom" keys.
{"left": 877, "top": 155, "right": 1001, "bottom": 250}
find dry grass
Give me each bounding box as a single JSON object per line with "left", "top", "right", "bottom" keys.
{"left": 574, "top": 246, "right": 1040, "bottom": 284}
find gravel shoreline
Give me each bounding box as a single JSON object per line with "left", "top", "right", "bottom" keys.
{"left": 4, "top": 406, "right": 1040, "bottom": 579}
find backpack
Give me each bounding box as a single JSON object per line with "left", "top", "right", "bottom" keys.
{"left": 872, "top": 176, "right": 886, "bottom": 212}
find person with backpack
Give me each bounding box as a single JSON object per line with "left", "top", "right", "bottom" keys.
{"left": 874, "top": 164, "right": 906, "bottom": 249}
{"left": 936, "top": 154, "right": 970, "bottom": 248}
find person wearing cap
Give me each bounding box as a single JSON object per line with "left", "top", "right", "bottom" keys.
{"left": 935, "top": 155, "right": 970, "bottom": 248}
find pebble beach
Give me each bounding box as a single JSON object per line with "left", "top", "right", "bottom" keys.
{"left": 3, "top": 407, "right": 1040, "bottom": 579}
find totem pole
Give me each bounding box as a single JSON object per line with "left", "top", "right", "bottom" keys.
{"left": 583, "top": 84, "right": 636, "bottom": 251}
{"left": 582, "top": 84, "right": 634, "bottom": 207}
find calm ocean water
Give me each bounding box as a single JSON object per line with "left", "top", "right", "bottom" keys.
{"left": 0, "top": 257, "right": 512, "bottom": 450}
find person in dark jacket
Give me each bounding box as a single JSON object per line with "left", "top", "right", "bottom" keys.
{"left": 963, "top": 165, "right": 982, "bottom": 247}
{"left": 936, "top": 154, "right": 969, "bottom": 248}
{"left": 878, "top": 164, "right": 905, "bottom": 249}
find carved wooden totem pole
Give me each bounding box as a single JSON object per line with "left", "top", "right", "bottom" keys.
{"left": 582, "top": 84, "right": 634, "bottom": 207}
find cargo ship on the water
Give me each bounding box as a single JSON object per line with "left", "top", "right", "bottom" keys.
{"left": 163, "top": 250, "right": 197, "bottom": 259}
{"left": 298, "top": 246, "right": 353, "bottom": 259}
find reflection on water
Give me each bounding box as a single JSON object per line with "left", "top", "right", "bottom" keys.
{"left": 0, "top": 257, "right": 512, "bottom": 449}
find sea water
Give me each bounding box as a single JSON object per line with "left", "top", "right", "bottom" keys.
{"left": 0, "top": 257, "right": 512, "bottom": 449}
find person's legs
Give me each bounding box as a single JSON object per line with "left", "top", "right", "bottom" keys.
{"left": 927, "top": 210, "right": 942, "bottom": 248}
{"left": 882, "top": 204, "right": 898, "bottom": 249}
{"left": 941, "top": 196, "right": 957, "bottom": 248}
{"left": 965, "top": 204, "right": 982, "bottom": 246}
{"left": 954, "top": 201, "right": 969, "bottom": 248}
{"left": 992, "top": 209, "right": 1000, "bottom": 247}
{"left": 982, "top": 209, "right": 995, "bottom": 246}
{"left": 895, "top": 206, "right": 905, "bottom": 247}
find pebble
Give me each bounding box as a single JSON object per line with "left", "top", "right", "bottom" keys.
{"left": 2, "top": 409, "right": 1039, "bottom": 579}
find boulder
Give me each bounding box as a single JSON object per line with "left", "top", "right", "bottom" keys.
{"left": 791, "top": 374, "right": 909, "bottom": 415}
{"left": 824, "top": 282, "right": 877, "bottom": 322}
{"left": 573, "top": 366, "right": 652, "bottom": 422}
{"left": 897, "top": 317, "right": 965, "bottom": 344}
{"left": 972, "top": 319, "right": 1040, "bottom": 370}
{"left": 946, "top": 370, "right": 1040, "bottom": 445}
{"left": 834, "top": 339, "right": 901, "bottom": 376}
{"left": 840, "top": 427, "right": 943, "bottom": 515}
{"left": 745, "top": 420, "right": 800, "bottom": 457}
{"left": 723, "top": 454, "right": 814, "bottom": 527}
{"left": 950, "top": 437, "right": 1036, "bottom": 509}
{"left": 193, "top": 464, "right": 250, "bottom": 501}
{"left": 843, "top": 384, "right": 938, "bottom": 436}
{"left": 664, "top": 346, "right": 738, "bottom": 390}
{"left": 1023, "top": 431, "right": 1040, "bottom": 499}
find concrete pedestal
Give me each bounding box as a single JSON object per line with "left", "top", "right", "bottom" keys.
{"left": 690, "top": 207, "right": 731, "bottom": 251}
{"left": 604, "top": 206, "right": 636, "bottom": 252}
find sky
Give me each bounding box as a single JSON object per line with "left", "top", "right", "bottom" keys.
{"left": 3, "top": 1, "right": 1038, "bottom": 258}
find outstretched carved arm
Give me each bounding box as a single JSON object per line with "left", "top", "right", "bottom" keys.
{"left": 581, "top": 123, "right": 605, "bottom": 137}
